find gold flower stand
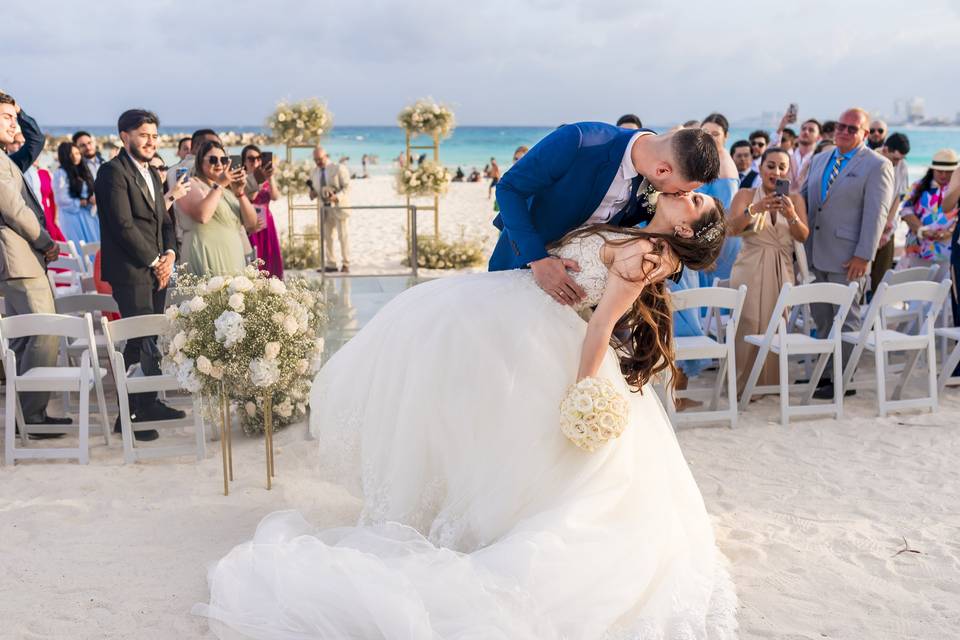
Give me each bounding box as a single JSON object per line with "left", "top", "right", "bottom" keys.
{"left": 217, "top": 386, "right": 277, "bottom": 496}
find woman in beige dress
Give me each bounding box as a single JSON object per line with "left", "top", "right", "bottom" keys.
{"left": 728, "top": 147, "right": 810, "bottom": 395}
{"left": 176, "top": 140, "right": 262, "bottom": 277}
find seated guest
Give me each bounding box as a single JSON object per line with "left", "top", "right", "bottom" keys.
{"left": 242, "top": 144, "right": 283, "bottom": 279}
{"left": 176, "top": 140, "right": 259, "bottom": 277}
{"left": 0, "top": 91, "right": 67, "bottom": 431}
{"left": 615, "top": 113, "right": 642, "bottom": 129}
{"left": 53, "top": 141, "right": 100, "bottom": 245}
{"left": 728, "top": 147, "right": 809, "bottom": 395}
{"left": 897, "top": 149, "right": 958, "bottom": 271}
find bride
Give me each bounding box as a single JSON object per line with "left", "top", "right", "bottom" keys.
{"left": 197, "top": 192, "right": 738, "bottom": 639}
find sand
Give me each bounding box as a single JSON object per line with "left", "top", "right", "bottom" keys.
{"left": 2, "top": 174, "right": 960, "bottom": 639}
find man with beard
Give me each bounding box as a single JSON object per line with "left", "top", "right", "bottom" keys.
{"left": 867, "top": 119, "right": 887, "bottom": 150}
{"left": 95, "top": 109, "right": 183, "bottom": 440}
{"left": 73, "top": 130, "right": 105, "bottom": 180}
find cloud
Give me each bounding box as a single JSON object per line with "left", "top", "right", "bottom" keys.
{"left": 3, "top": 0, "right": 956, "bottom": 126}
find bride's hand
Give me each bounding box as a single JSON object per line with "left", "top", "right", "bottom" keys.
{"left": 531, "top": 256, "right": 585, "bottom": 306}
{"left": 614, "top": 241, "right": 679, "bottom": 285}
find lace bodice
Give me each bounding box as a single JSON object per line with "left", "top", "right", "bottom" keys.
{"left": 548, "top": 231, "right": 629, "bottom": 310}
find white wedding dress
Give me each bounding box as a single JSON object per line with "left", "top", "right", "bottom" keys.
{"left": 197, "top": 231, "right": 738, "bottom": 639}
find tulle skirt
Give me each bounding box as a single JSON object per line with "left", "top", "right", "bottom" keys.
{"left": 196, "top": 270, "right": 738, "bottom": 639}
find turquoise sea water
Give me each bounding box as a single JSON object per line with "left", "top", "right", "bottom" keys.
{"left": 45, "top": 124, "right": 960, "bottom": 182}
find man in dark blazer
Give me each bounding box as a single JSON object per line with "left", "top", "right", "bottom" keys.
{"left": 96, "top": 109, "right": 182, "bottom": 440}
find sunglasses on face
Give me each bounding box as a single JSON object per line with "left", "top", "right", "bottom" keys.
{"left": 869, "top": 128, "right": 885, "bottom": 134}
{"left": 834, "top": 123, "right": 862, "bottom": 135}
{"left": 206, "top": 156, "right": 230, "bottom": 166}
{"left": 245, "top": 155, "right": 261, "bottom": 162}
{"left": 751, "top": 141, "right": 766, "bottom": 147}
{"left": 153, "top": 165, "right": 168, "bottom": 171}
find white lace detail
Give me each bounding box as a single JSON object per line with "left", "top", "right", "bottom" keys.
{"left": 549, "top": 231, "right": 630, "bottom": 311}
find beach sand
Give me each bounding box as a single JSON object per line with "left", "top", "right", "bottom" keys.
{"left": 2, "top": 175, "right": 959, "bottom": 639}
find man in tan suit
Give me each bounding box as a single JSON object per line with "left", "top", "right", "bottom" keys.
{"left": 309, "top": 145, "right": 351, "bottom": 272}
{"left": 0, "top": 92, "right": 67, "bottom": 429}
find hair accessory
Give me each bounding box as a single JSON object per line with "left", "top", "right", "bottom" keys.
{"left": 694, "top": 220, "right": 724, "bottom": 243}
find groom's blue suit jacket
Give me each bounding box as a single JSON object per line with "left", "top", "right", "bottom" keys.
{"left": 489, "top": 122, "right": 654, "bottom": 271}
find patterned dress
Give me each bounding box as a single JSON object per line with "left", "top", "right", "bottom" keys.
{"left": 899, "top": 182, "right": 957, "bottom": 266}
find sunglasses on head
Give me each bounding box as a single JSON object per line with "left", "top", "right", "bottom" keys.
{"left": 834, "top": 123, "right": 862, "bottom": 134}
{"left": 207, "top": 156, "right": 230, "bottom": 166}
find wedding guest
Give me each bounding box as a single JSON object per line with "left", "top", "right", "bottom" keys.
{"left": 309, "top": 144, "right": 351, "bottom": 272}
{"left": 871, "top": 133, "right": 911, "bottom": 290}
{"left": 488, "top": 157, "right": 500, "bottom": 200}
{"left": 728, "top": 147, "right": 809, "bottom": 394}
{"left": 176, "top": 137, "right": 191, "bottom": 161}
{"left": 867, "top": 119, "right": 887, "bottom": 150}
{"left": 53, "top": 141, "right": 100, "bottom": 245}
{"left": 730, "top": 140, "right": 753, "bottom": 185}
{"left": 148, "top": 154, "right": 168, "bottom": 188}
{"left": 697, "top": 113, "right": 740, "bottom": 280}
{"left": 4, "top": 132, "right": 65, "bottom": 242}
{"left": 177, "top": 140, "right": 259, "bottom": 277}
{"left": 820, "top": 120, "right": 837, "bottom": 144}
{"left": 242, "top": 144, "right": 283, "bottom": 279}
{"left": 779, "top": 128, "right": 797, "bottom": 152}
{"left": 0, "top": 92, "right": 69, "bottom": 431}
{"left": 944, "top": 164, "right": 960, "bottom": 323}
{"left": 102, "top": 141, "right": 120, "bottom": 159}
{"left": 96, "top": 108, "right": 184, "bottom": 439}
{"left": 453, "top": 166, "right": 465, "bottom": 182}
{"left": 168, "top": 128, "right": 220, "bottom": 243}
{"left": 897, "top": 149, "right": 958, "bottom": 271}
{"left": 513, "top": 146, "right": 529, "bottom": 163}
{"left": 802, "top": 107, "right": 893, "bottom": 399}
{"left": 748, "top": 130, "right": 770, "bottom": 166}
{"left": 615, "top": 114, "right": 643, "bottom": 129}
{"left": 72, "top": 130, "right": 104, "bottom": 179}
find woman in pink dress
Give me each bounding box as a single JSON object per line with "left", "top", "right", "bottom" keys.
{"left": 35, "top": 165, "right": 67, "bottom": 243}
{"left": 242, "top": 145, "right": 284, "bottom": 279}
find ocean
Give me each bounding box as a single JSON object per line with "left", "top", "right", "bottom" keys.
{"left": 43, "top": 124, "right": 960, "bottom": 182}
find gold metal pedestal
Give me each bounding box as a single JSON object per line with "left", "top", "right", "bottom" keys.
{"left": 217, "top": 387, "right": 277, "bottom": 496}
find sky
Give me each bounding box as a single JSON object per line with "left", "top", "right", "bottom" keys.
{"left": 4, "top": 0, "right": 959, "bottom": 127}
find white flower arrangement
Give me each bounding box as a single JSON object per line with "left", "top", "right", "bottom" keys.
{"left": 396, "top": 161, "right": 451, "bottom": 197}
{"left": 559, "top": 377, "right": 630, "bottom": 452}
{"left": 404, "top": 234, "right": 485, "bottom": 270}
{"left": 267, "top": 98, "right": 332, "bottom": 145}
{"left": 397, "top": 99, "right": 455, "bottom": 138}
{"left": 161, "top": 264, "right": 327, "bottom": 435}
{"left": 275, "top": 160, "right": 314, "bottom": 196}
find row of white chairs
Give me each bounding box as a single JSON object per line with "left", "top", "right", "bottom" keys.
{"left": 666, "top": 264, "right": 959, "bottom": 427}
{"left": 48, "top": 240, "right": 100, "bottom": 295}
{"left": 0, "top": 304, "right": 204, "bottom": 466}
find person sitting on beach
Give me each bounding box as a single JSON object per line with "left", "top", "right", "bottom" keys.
{"left": 468, "top": 167, "right": 481, "bottom": 182}
{"left": 452, "top": 166, "right": 465, "bottom": 182}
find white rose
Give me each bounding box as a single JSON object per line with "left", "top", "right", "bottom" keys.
{"left": 228, "top": 292, "right": 245, "bottom": 312}
{"left": 245, "top": 401, "right": 257, "bottom": 417}
{"left": 196, "top": 355, "right": 212, "bottom": 374}
{"left": 245, "top": 264, "right": 261, "bottom": 278}
{"left": 249, "top": 357, "right": 280, "bottom": 387}
{"left": 283, "top": 316, "right": 299, "bottom": 335}
{"left": 264, "top": 342, "right": 281, "bottom": 360}
{"left": 172, "top": 331, "right": 187, "bottom": 351}
{"left": 189, "top": 296, "right": 207, "bottom": 313}
{"left": 214, "top": 311, "right": 246, "bottom": 347}
{"left": 179, "top": 301, "right": 192, "bottom": 316}
{"left": 164, "top": 305, "right": 179, "bottom": 320}
{"left": 268, "top": 279, "right": 287, "bottom": 295}
{"left": 173, "top": 350, "right": 186, "bottom": 365}
{"left": 229, "top": 276, "right": 254, "bottom": 293}
{"left": 205, "top": 276, "right": 225, "bottom": 293}
{"left": 275, "top": 398, "right": 293, "bottom": 418}
{"left": 209, "top": 364, "right": 224, "bottom": 380}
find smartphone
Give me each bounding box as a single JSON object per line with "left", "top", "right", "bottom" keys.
{"left": 175, "top": 166, "right": 189, "bottom": 183}
{"left": 786, "top": 103, "right": 798, "bottom": 123}
{"left": 254, "top": 205, "right": 267, "bottom": 227}
{"left": 262, "top": 151, "right": 273, "bottom": 166}
{"left": 230, "top": 154, "right": 243, "bottom": 170}
{"left": 775, "top": 178, "right": 790, "bottom": 197}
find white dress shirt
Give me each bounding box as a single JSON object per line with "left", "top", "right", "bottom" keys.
{"left": 586, "top": 131, "right": 651, "bottom": 224}
{"left": 126, "top": 149, "right": 155, "bottom": 201}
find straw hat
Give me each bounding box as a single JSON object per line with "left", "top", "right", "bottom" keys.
{"left": 930, "top": 148, "right": 959, "bottom": 171}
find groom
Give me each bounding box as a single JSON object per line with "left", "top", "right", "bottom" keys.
{"left": 491, "top": 122, "right": 720, "bottom": 304}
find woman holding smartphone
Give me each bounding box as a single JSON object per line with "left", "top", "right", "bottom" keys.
{"left": 176, "top": 140, "right": 261, "bottom": 277}
{"left": 242, "top": 144, "right": 284, "bottom": 278}
{"left": 727, "top": 147, "right": 809, "bottom": 396}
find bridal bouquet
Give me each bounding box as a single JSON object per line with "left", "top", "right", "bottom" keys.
{"left": 268, "top": 99, "right": 332, "bottom": 145}
{"left": 275, "top": 160, "right": 314, "bottom": 196}
{"left": 559, "top": 377, "right": 630, "bottom": 451}
{"left": 396, "top": 160, "right": 451, "bottom": 197}
{"left": 161, "top": 265, "right": 327, "bottom": 434}
{"left": 397, "top": 99, "right": 455, "bottom": 138}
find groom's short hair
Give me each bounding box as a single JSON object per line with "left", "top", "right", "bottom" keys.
{"left": 671, "top": 128, "right": 720, "bottom": 183}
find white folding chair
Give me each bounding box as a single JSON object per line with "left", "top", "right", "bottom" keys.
{"left": 842, "top": 280, "right": 950, "bottom": 416}
{"left": 704, "top": 277, "right": 730, "bottom": 340}
{"left": 77, "top": 240, "right": 100, "bottom": 274}
{"left": 47, "top": 255, "right": 87, "bottom": 295}
{"left": 862, "top": 266, "right": 939, "bottom": 330}
{"left": 1, "top": 313, "right": 110, "bottom": 464}
{"left": 739, "top": 281, "right": 859, "bottom": 425}
{"left": 935, "top": 326, "right": 960, "bottom": 394}
{"left": 54, "top": 293, "right": 119, "bottom": 360}
{"left": 667, "top": 285, "right": 746, "bottom": 428}
{"left": 102, "top": 315, "right": 206, "bottom": 463}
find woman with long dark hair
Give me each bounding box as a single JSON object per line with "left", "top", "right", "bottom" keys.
{"left": 898, "top": 149, "right": 958, "bottom": 271}
{"left": 52, "top": 141, "right": 99, "bottom": 245}
{"left": 241, "top": 144, "right": 284, "bottom": 278}
{"left": 198, "top": 193, "right": 740, "bottom": 639}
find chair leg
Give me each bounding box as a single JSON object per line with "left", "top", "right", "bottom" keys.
{"left": 937, "top": 340, "right": 960, "bottom": 396}
{"left": 779, "top": 348, "right": 790, "bottom": 426}
{"left": 802, "top": 352, "right": 831, "bottom": 404}
{"left": 726, "top": 353, "right": 738, "bottom": 428}
{"left": 892, "top": 349, "right": 922, "bottom": 401}
{"left": 116, "top": 384, "right": 136, "bottom": 464}
{"left": 834, "top": 343, "right": 844, "bottom": 420}
{"left": 739, "top": 349, "right": 765, "bottom": 411}
{"left": 875, "top": 344, "right": 887, "bottom": 417}
{"left": 94, "top": 375, "right": 111, "bottom": 446}
{"left": 5, "top": 383, "right": 15, "bottom": 465}
{"left": 710, "top": 358, "right": 726, "bottom": 412}
{"left": 78, "top": 383, "right": 90, "bottom": 465}
{"left": 928, "top": 339, "right": 939, "bottom": 412}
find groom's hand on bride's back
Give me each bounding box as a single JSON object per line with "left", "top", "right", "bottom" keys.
{"left": 530, "top": 256, "right": 584, "bottom": 306}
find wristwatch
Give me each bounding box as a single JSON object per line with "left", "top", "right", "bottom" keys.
{"left": 788, "top": 216, "right": 800, "bottom": 226}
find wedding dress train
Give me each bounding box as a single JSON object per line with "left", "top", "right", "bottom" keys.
{"left": 196, "top": 232, "right": 738, "bottom": 639}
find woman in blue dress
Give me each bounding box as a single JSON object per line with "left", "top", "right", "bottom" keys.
{"left": 53, "top": 141, "right": 100, "bottom": 246}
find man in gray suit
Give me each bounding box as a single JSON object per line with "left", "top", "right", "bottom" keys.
{"left": 0, "top": 92, "right": 69, "bottom": 430}
{"left": 801, "top": 107, "right": 894, "bottom": 398}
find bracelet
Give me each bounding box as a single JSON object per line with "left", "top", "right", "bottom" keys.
{"left": 744, "top": 205, "right": 754, "bottom": 218}
{"left": 788, "top": 216, "right": 800, "bottom": 226}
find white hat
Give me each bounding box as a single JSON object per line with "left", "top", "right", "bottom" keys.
{"left": 930, "top": 148, "right": 959, "bottom": 171}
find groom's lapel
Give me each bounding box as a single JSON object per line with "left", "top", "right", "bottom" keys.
{"left": 582, "top": 134, "right": 633, "bottom": 225}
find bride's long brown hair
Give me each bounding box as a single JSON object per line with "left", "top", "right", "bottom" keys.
{"left": 552, "top": 197, "right": 727, "bottom": 392}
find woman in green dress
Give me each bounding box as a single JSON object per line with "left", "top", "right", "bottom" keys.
{"left": 177, "top": 140, "right": 262, "bottom": 277}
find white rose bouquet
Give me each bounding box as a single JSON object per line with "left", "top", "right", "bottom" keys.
{"left": 275, "top": 160, "right": 314, "bottom": 196}
{"left": 267, "top": 99, "right": 332, "bottom": 145}
{"left": 161, "top": 265, "right": 327, "bottom": 434}
{"left": 559, "top": 377, "right": 630, "bottom": 451}
{"left": 397, "top": 99, "right": 455, "bottom": 138}
{"left": 396, "top": 160, "right": 451, "bottom": 197}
